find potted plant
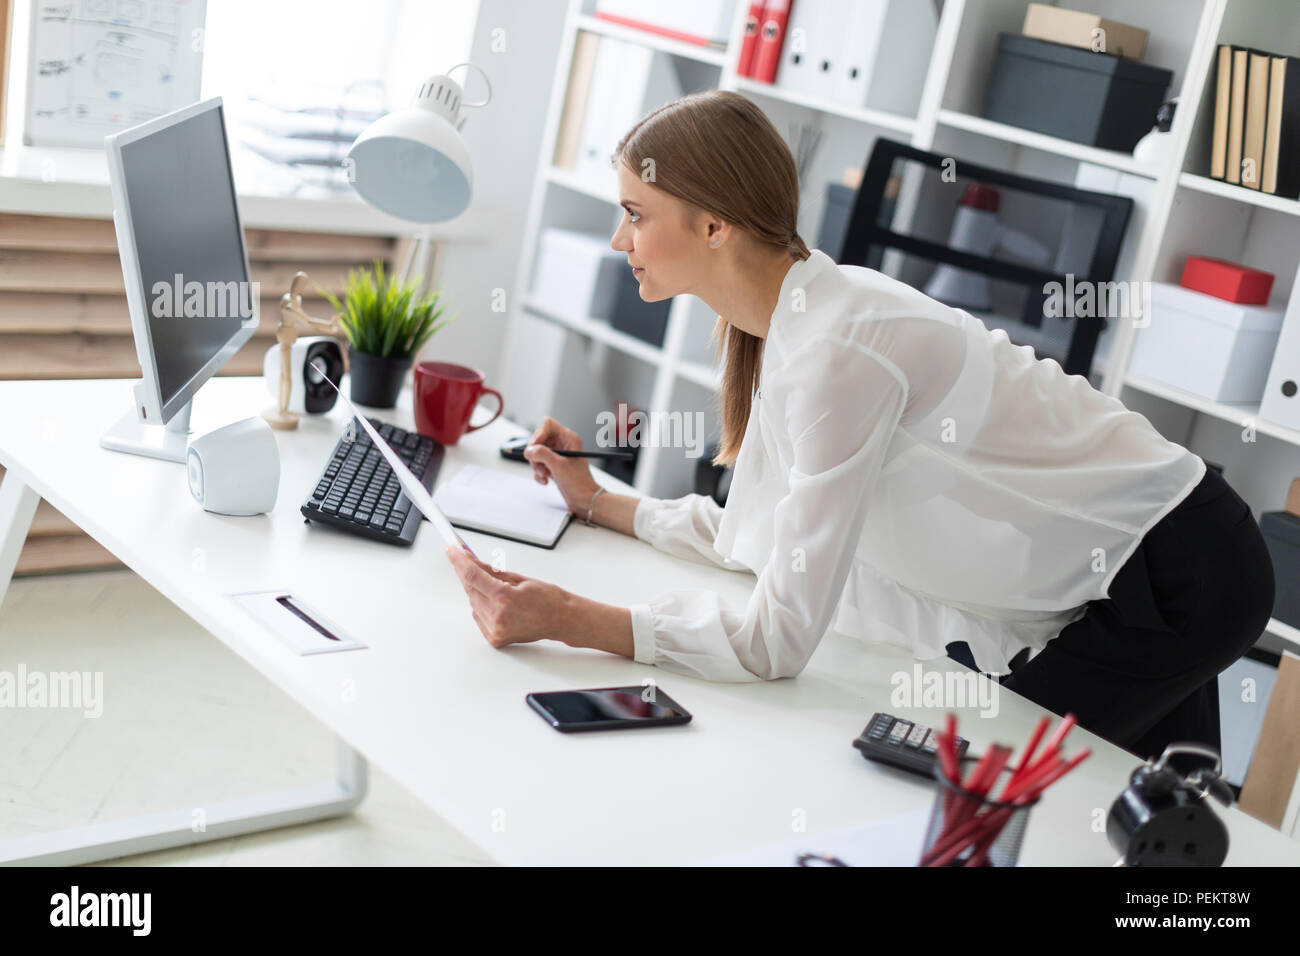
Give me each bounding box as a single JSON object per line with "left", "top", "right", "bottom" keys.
{"left": 321, "top": 260, "right": 453, "bottom": 408}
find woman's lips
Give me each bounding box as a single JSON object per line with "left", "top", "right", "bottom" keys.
{"left": 632, "top": 267, "right": 644, "bottom": 276}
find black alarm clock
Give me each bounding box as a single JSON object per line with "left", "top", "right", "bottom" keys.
{"left": 1106, "top": 743, "right": 1233, "bottom": 867}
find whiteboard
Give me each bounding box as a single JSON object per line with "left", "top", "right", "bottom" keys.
{"left": 24, "top": 0, "right": 207, "bottom": 148}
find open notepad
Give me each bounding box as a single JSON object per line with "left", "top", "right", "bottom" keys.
{"left": 432, "top": 464, "right": 573, "bottom": 549}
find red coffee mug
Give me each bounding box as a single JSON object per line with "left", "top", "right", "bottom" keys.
{"left": 413, "top": 361, "right": 503, "bottom": 445}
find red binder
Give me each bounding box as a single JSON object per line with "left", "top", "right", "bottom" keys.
{"left": 750, "top": 0, "right": 792, "bottom": 84}
{"left": 736, "top": 1, "right": 766, "bottom": 77}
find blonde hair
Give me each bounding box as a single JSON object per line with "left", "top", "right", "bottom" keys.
{"left": 612, "top": 90, "right": 810, "bottom": 467}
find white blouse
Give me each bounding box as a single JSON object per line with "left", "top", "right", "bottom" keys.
{"left": 628, "top": 249, "right": 1205, "bottom": 682}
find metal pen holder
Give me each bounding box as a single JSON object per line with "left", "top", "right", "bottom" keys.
{"left": 920, "top": 757, "right": 1040, "bottom": 867}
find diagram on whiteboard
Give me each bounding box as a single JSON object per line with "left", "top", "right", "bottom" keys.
{"left": 25, "top": 0, "right": 207, "bottom": 148}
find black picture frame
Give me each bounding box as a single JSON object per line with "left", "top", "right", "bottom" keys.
{"left": 838, "top": 138, "right": 1134, "bottom": 377}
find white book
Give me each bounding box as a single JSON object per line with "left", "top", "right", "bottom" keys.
{"left": 433, "top": 465, "right": 573, "bottom": 549}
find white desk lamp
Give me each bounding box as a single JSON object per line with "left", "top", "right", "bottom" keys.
{"left": 345, "top": 62, "right": 492, "bottom": 284}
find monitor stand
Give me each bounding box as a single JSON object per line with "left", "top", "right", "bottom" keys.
{"left": 99, "top": 381, "right": 193, "bottom": 464}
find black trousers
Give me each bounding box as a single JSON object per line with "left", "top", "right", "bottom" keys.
{"left": 947, "top": 465, "right": 1275, "bottom": 762}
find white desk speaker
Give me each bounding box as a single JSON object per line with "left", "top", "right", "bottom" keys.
{"left": 186, "top": 417, "right": 280, "bottom": 515}
{"left": 263, "top": 337, "right": 344, "bottom": 414}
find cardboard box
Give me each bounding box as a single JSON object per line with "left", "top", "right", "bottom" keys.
{"left": 1023, "top": 3, "right": 1148, "bottom": 61}
{"left": 1240, "top": 651, "right": 1300, "bottom": 832}
{"left": 1286, "top": 478, "right": 1300, "bottom": 517}
{"left": 0, "top": 0, "right": 11, "bottom": 148}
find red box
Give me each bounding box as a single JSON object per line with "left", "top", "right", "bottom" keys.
{"left": 1180, "top": 256, "right": 1275, "bottom": 305}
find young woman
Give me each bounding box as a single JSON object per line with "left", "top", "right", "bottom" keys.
{"left": 447, "top": 90, "right": 1274, "bottom": 760}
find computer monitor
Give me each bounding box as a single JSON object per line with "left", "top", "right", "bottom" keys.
{"left": 100, "top": 97, "right": 259, "bottom": 462}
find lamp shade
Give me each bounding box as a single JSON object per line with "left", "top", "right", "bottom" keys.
{"left": 346, "top": 72, "right": 475, "bottom": 223}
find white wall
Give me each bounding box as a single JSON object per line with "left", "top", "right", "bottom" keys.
{"left": 419, "top": 0, "right": 571, "bottom": 382}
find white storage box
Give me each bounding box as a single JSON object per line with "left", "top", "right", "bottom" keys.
{"left": 531, "top": 228, "right": 622, "bottom": 321}
{"left": 1129, "top": 282, "right": 1284, "bottom": 403}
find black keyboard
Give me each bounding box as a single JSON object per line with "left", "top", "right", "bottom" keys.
{"left": 300, "top": 418, "right": 444, "bottom": 546}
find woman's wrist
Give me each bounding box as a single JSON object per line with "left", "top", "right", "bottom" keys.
{"left": 590, "top": 490, "right": 640, "bottom": 536}
{"left": 556, "top": 589, "right": 634, "bottom": 659}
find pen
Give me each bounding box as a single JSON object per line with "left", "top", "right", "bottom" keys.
{"left": 544, "top": 448, "right": 636, "bottom": 461}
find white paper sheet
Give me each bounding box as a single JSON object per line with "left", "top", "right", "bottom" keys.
{"left": 310, "top": 362, "right": 469, "bottom": 557}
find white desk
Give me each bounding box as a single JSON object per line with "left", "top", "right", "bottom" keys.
{"left": 1, "top": 376, "right": 1298, "bottom": 866}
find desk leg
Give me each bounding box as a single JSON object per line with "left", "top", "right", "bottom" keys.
{"left": 0, "top": 737, "right": 368, "bottom": 866}
{"left": 0, "top": 469, "right": 40, "bottom": 610}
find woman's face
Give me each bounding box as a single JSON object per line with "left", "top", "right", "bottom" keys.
{"left": 610, "top": 163, "right": 716, "bottom": 302}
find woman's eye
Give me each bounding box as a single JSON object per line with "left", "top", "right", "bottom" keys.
{"left": 628, "top": 212, "right": 640, "bottom": 223}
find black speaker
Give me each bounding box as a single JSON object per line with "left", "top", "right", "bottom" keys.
{"left": 263, "top": 337, "right": 344, "bottom": 414}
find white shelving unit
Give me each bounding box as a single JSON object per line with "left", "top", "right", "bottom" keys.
{"left": 501, "top": 0, "right": 1300, "bottom": 651}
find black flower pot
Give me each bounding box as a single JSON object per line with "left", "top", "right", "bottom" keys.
{"left": 347, "top": 347, "right": 411, "bottom": 408}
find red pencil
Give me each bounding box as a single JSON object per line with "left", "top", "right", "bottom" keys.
{"left": 1005, "top": 716, "right": 1049, "bottom": 793}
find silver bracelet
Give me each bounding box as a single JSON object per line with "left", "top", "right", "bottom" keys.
{"left": 585, "top": 487, "right": 606, "bottom": 527}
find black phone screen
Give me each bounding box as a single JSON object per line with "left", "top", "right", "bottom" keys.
{"left": 527, "top": 686, "right": 692, "bottom": 732}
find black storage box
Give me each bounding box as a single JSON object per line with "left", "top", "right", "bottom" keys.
{"left": 592, "top": 258, "right": 670, "bottom": 347}
{"left": 1260, "top": 511, "right": 1299, "bottom": 628}
{"left": 982, "top": 33, "right": 1172, "bottom": 152}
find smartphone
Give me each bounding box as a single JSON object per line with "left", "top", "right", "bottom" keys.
{"left": 526, "top": 686, "right": 693, "bottom": 733}
{"left": 500, "top": 435, "right": 530, "bottom": 462}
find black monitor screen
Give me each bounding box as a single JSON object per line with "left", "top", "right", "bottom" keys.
{"left": 119, "top": 104, "right": 252, "bottom": 405}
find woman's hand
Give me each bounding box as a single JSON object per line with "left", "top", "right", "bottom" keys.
{"left": 446, "top": 546, "right": 563, "bottom": 648}
{"left": 445, "top": 545, "right": 637, "bottom": 660}
{"left": 522, "top": 417, "right": 600, "bottom": 516}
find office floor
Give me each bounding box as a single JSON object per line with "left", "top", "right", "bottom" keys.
{"left": 0, "top": 568, "right": 493, "bottom": 866}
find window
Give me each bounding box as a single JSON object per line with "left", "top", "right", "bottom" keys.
{"left": 199, "top": 0, "right": 480, "bottom": 193}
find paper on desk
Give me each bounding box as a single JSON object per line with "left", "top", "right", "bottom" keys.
{"left": 309, "top": 361, "right": 468, "bottom": 557}
{"left": 693, "top": 807, "right": 929, "bottom": 866}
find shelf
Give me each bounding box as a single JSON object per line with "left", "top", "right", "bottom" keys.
{"left": 524, "top": 296, "right": 665, "bottom": 364}
{"left": 1121, "top": 373, "right": 1300, "bottom": 447}
{"left": 730, "top": 76, "right": 918, "bottom": 135}
{"left": 545, "top": 165, "right": 619, "bottom": 205}
{"left": 676, "top": 359, "right": 721, "bottom": 390}
{"left": 935, "top": 110, "right": 1162, "bottom": 179}
{"left": 575, "top": 13, "right": 728, "bottom": 67}
{"left": 1178, "top": 173, "right": 1300, "bottom": 218}
{"left": 1265, "top": 618, "right": 1300, "bottom": 654}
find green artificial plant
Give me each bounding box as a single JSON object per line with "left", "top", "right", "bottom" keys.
{"left": 320, "top": 259, "right": 453, "bottom": 360}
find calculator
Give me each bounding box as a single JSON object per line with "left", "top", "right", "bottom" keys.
{"left": 853, "top": 713, "right": 969, "bottom": 778}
